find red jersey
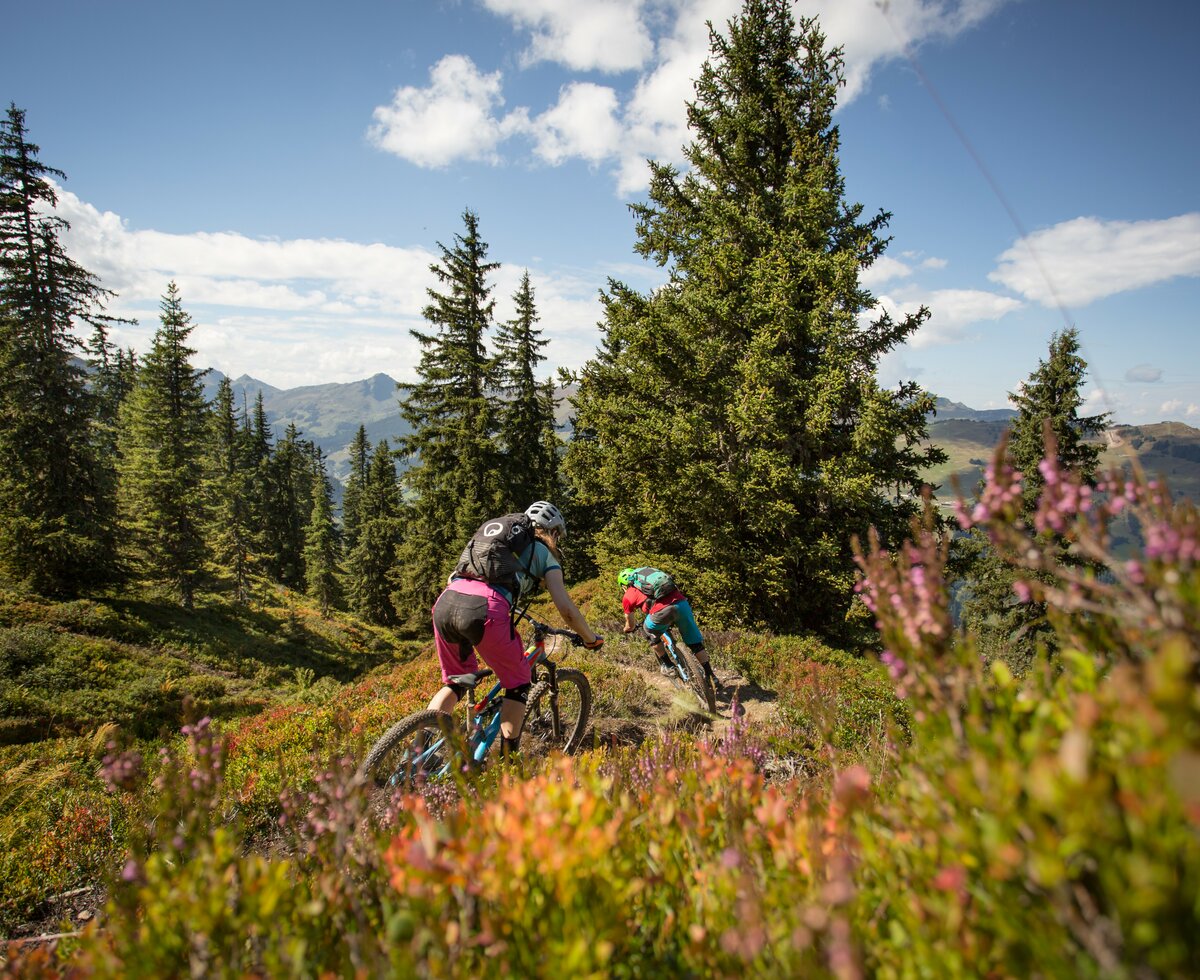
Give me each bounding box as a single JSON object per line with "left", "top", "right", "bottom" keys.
{"left": 622, "top": 584, "right": 686, "bottom": 618}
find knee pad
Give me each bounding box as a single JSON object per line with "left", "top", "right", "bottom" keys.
{"left": 503, "top": 683, "right": 532, "bottom": 705}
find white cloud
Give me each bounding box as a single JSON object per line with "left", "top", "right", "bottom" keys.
{"left": 860, "top": 254, "right": 914, "bottom": 287}
{"left": 990, "top": 213, "right": 1200, "bottom": 308}
{"left": 528, "top": 82, "right": 624, "bottom": 165}
{"left": 921, "top": 256, "right": 948, "bottom": 270}
{"left": 481, "top": 0, "right": 655, "bottom": 72}
{"left": 1126, "top": 364, "right": 1163, "bottom": 383}
{"left": 1160, "top": 399, "right": 1184, "bottom": 415}
{"left": 367, "top": 55, "right": 526, "bottom": 167}
{"left": 874, "top": 287, "right": 1022, "bottom": 347}
{"left": 373, "top": 1, "right": 1013, "bottom": 190}
{"left": 52, "top": 188, "right": 608, "bottom": 388}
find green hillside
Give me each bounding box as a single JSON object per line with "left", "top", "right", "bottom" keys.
{"left": 920, "top": 417, "right": 1200, "bottom": 506}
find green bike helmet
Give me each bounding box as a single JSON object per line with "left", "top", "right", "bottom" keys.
{"left": 617, "top": 567, "right": 637, "bottom": 588}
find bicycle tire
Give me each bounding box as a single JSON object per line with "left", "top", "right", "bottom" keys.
{"left": 359, "top": 709, "right": 461, "bottom": 788}
{"left": 666, "top": 635, "right": 716, "bottom": 714}
{"left": 521, "top": 668, "right": 592, "bottom": 755}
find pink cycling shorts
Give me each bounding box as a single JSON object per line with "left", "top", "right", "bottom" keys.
{"left": 432, "top": 577, "right": 531, "bottom": 690}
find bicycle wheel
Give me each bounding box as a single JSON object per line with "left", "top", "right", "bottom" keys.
{"left": 359, "top": 709, "right": 461, "bottom": 789}
{"left": 521, "top": 668, "right": 592, "bottom": 755}
{"left": 665, "top": 636, "right": 716, "bottom": 714}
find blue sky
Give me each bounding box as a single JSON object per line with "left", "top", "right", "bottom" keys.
{"left": 5, "top": 0, "right": 1198, "bottom": 424}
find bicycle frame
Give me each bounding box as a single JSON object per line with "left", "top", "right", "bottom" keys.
{"left": 464, "top": 618, "right": 572, "bottom": 763}
{"left": 660, "top": 629, "right": 689, "bottom": 680}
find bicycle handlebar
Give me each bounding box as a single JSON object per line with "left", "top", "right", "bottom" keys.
{"left": 520, "top": 613, "right": 588, "bottom": 647}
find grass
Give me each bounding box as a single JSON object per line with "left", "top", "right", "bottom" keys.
{"left": 0, "top": 581, "right": 419, "bottom": 744}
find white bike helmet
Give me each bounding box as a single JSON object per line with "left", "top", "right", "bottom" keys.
{"left": 525, "top": 500, "right": 567, "bottom": 538}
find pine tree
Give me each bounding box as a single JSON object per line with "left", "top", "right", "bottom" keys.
{"left": 396, "top": 209, "right": 503, "bottom": 619}
{"left": 244, "top": 390, "right": 274, "bottom": 565}
{"left": 494, "top": 270, "right": 561, "bottom": 507}
{"left": 1007, "top": 327, "right": 1108, "bottom": 506}
{"left": 117, "top": 282, "right": 209, "bottom": 608}
{"left": 347, "top": 440, "right": 401, "bottom": 625}
{"left": 340, "top": 424, "right": 370, "bottom": 557}
{"left": 960, "top": 327, "right": 1109, "bottom": 668}
{"left": 205, "top": 377, "right": 256, "bottom": 601}
{"left": 304, "top": 449, "right": 342, "bottom": 616}
{"left": 563, "top": 2, "right": 944, "bottom": 634}
{"left": 0, "top": 104, "right": 128, "bottom": 593}
{"left": 262, "top": 423, "right": 314, "bottom": 586}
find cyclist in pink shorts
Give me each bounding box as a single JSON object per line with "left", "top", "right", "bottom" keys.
{"left": 426, "top": 501, "right": 603, "bottom": 756}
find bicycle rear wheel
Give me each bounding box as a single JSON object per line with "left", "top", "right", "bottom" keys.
{"left": 522, "top": 668, "right": 592, "bottom": 755}
{"left": 665, "top": 635, "right": 716, "bottom": 714}
{"left": 359, "top": 709, "right": 461, "bottom": 789}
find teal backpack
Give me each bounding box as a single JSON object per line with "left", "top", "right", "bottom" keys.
{"left": 629, "top": 567, "right": 677, "bottom": 601}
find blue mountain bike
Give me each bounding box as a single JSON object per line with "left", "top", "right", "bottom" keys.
{"left": 359, "top": 616, "right": 593, "bottom": 789}
{"left": 660, "top": 628, "right": 717, "bottom": 714}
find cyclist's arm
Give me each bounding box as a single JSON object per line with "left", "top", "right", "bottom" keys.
{"left": 542, "top": 567, "right": 599, "bottom": 645}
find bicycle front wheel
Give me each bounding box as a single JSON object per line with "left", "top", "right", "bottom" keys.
{"left": 359, "top": 709, "right": 460, "bottom": 789}
{"left": 667, "top": 639, "right": 716, "bottom": 714}
{"left": 522, "top": 668, "right": 592, "bottom": 755}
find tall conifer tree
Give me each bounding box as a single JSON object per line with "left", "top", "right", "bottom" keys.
{"left": 960, "top": 327, "right": 1109, "bottom": 667}
{"left": 396, "top": 209, "right": 502, "bottom": 618}
{"left": 117, "top": 282, "right": 209, "bottom": 607}
{"left": 0, "top": 104, "right": 127, "bottom": 593}
{"left": 205, "top": 377, "right": 256, "bottom": 601}
{"left": 347, "top": 440, "right": 401, "bottom": 625}
{"left": 262, "top": 423, "right": 314, "bottom": 586}
{"left": 494, "top": 270, "right": 561, "bottom": 507}
{"left": 304, "top": 449, "right": 342, "bottom": 616}
{"left": 340, "top": 424, "right": 370, "bottom": 557}
{"left": 564, "top": 2, "right": 944, "bottom": 633}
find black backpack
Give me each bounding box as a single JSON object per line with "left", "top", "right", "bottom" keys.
{"left": 453, "top": 513, "right": 536, "bottom": 598}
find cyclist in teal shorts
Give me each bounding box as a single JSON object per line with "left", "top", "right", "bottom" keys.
{"left": 619, "top": 567, "right": 718, "bottom": 688}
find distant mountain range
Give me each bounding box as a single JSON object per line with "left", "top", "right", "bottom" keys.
{"left": 201, "top": 371, "right": 409, "bottom": 484}
{"left": 198, "top": 371, "right": 1200, "bottom": 505}
{"left": 930, "top": 397, "right": 1017, "bottom": 423}
{"left": 200, "top": 371, "right": 576, "bottom": 486}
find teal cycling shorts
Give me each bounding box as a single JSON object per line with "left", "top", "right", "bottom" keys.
{"left": 644, "top": 599, "right": 704, "bottom": 650}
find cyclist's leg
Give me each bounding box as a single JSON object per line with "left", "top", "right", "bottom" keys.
{"left": 642, "top": 606, "right": 674, "bottom": 669}
{"left": 430, "top": 582, "right": 487, "bottom": 712}
{"left": 469, "top": 587, "right": 532, "bottom": 742}
{"left": 673, "top": 601, "right": 709, "bottom": 661}
{"left": 673, "top": 600, "right": 717, "bottom": 684}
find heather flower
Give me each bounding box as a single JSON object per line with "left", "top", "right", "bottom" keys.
{"left": 100, "top": 745, "right": 144, "bottom": 793}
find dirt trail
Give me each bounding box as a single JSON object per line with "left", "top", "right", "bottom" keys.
{"left": 591, "top": 655, "right": 779, "bottom": 748}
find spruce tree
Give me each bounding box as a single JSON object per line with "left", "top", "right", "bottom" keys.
{"left": 304, "top": 449, "right": 342, "bottom": 616}
{"left": 1007, "top": 327, "right": 1108, "bottom": 505}
{"left": 244, "top": 390, "right": 274, "bottom": 563}
{"left": 262, "top": 423, "right": 314, "bottom": 586}
{"left": 347, "top": 440, "right": 401, "bottom": 625}
{"left": 396, "top": 209, "right": 503, "bottom": 619}
{"left": 117, "top": 282, "right": 209, "bottom": 608}
{"left": 960, "top": 327, "right": 1109, "bottom": 668}
{"left": 563, "top": 2, "right": 944, "bottom": 634}
{"left": 205, "top": 377, "right": 256, "bottom": 601}
{"left": 340, "top": 424, "right": 370, "bottom": 557}
{"left": 494, "top": 270, "right": 561, "bottom": 507}
{"left": 0, "top": 104, "right": 127, "bottom": 593}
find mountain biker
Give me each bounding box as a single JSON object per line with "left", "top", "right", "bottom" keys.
{"left": 619, "top": 567, "right": 718, "bottom": 689}
{"left": 426, "top": 501, "right": 603, "bottom": 756}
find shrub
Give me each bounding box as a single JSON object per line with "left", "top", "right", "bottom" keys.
{"left": 852, "top": 446, "right": 1200, "bottom": 976}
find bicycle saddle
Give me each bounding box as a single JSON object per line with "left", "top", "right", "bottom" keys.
{"left": 448, "top": 670, "right": 494, "bottom": 687}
